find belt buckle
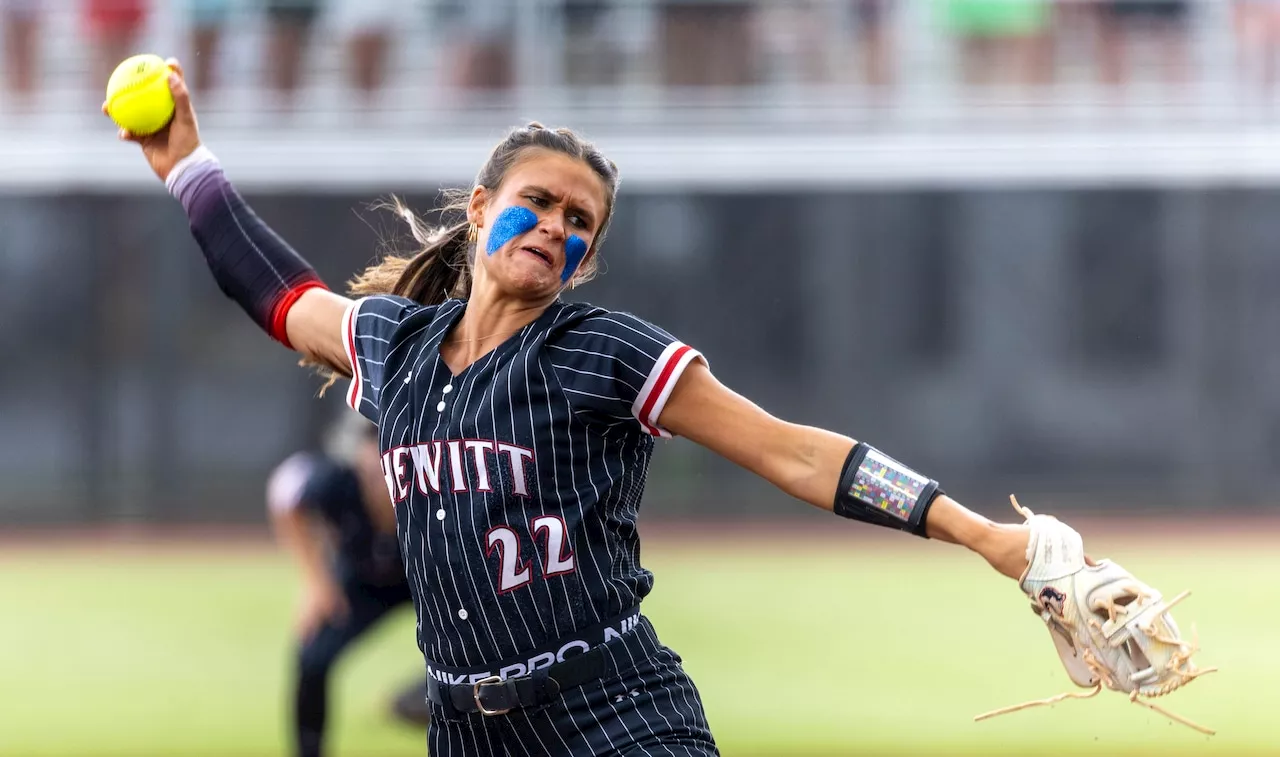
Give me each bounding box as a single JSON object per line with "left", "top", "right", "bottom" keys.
{"left": 472, "top": 675, "right": 511, "bottom": 716}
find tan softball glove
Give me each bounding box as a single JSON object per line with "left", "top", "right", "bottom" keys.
{"left": 975, "top": 496, "right": 1217, "bottom": 735}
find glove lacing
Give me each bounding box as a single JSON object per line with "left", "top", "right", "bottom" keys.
{"left": 975, "top": 497, "right": 1219, "bottom": 735}
{"left": 974, "top": 645, "right": 1217, "bottom": 734}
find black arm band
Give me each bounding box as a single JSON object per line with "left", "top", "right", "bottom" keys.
{"left": 168, "top": 148, "right": 327, "bottom": 348}
{"left": 832, "top": 442, "right": 940, "bottom": 538}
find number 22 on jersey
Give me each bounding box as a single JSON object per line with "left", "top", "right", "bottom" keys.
{"left": 485, "top": 515, "right": 577, "bottom": 593}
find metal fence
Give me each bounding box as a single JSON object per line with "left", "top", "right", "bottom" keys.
{"left": 3, "top": 185, "right": 1280, "bottom": 524}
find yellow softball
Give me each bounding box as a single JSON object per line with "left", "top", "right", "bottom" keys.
{"left": 104, "top": 54, "right": 176, "bottom": 136}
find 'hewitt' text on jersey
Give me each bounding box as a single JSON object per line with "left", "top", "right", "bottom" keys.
{"left": 343, "top": 295, "right": 704, "bottom": 669}
{"left": 382, "top": 439, "right": 536, "bottom": 500}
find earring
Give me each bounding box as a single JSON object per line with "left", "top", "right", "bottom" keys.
{"left": 467, "top": 223, "right": 478, "bottom": 244}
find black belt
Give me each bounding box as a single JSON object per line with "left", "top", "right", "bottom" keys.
{"left": 427, "top": 644, "right": 607, "bottom": 717}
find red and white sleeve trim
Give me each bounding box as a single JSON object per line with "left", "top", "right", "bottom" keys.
{"left": 631, "top": 342, "right": 704, "bottom": 438}
{"left": 341, "top": 299, "right": 365, "bottom": 412}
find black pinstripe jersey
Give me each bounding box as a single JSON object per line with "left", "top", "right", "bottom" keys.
{"left": 341, "top": 296, "right": 703, "bottom": 669}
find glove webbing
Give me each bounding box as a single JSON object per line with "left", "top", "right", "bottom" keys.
{"left": 975, "top": 521, "right": 1219, "bottom": 737}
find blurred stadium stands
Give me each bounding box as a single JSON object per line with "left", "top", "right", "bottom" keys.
{"left": 4, "top": 1, "right": 1280, "bottom": 525}
{"left": 6, "top": 1, "right": 1280, "bottom": 125}
{"left": 6, "top": 1, "right": 1280, "bottom": 185}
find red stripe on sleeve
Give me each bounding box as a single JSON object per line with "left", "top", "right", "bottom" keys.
{"left": 637, "top": 345, "right": 692, "bottom": 432}
{"left": 345, "top": 303, "right": 361, "bottom": 410}
{"left": 267, "top": 278, "right": 329, "bottom": 349}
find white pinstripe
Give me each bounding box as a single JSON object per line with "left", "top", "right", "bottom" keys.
{"left": 577, "top": 687, "right": 632, "bottom": 757}
{"left": 505, "top": 313, "right": 579, "bottom": 757}
{"left": 416, "top": 304, "right": 476, "bottom": 667}
{"left": 566, "top": 382, "right": 625, "bottom": 616}
{"left": 635, "top": 628, "right": 699, "bottom": 740}
{"left": 409, "top": 302, "right": 473, "bottom": 667}
{"left": 602, "top": 627, "right": 675, "bottom": 748}
{"left": 447, "top": 337, "right": 515, "bottom": 662}
{"left": 407, "top": 349, "right": 461, "bottom": 666}
{"left": 599, "top": 431, "right": 642, "bottom": 603}
{"left": 393, "top": 300, "right": 480, "bottom": 666}
{"left": 478, "top": 717, "right": 498, "bottom": 756}
{"left": 560, "top": 387, "right": 633, "bottom": 404}
{"left": 508, "top": 707, "right": 558, "bottom": 756}
{"left": 472, "top": 327, "right": 541, "bottom": 652}
{"left": 540, "top": 353, "right": 613, "bottom": 626}
{"left": 513, "top": 324, "right": 566, "bottom": 640}
{"left": 553, "top": 363, "right": 641, "bottom": 393}
{"left": 547, "top": 345, "right": 650, "bottom": 380}
{"left": 346, "top": 300, "right": 717, "bottom": 754}
{"left": 586, "top": 316, "right": 668, "bottom": 350}
{"left": 620, "top": 443, "right": 650, "bottom": 587}
{"left": 539, "top": 309, "right": 661, "bottom": 755}
{"left": 549, "top": 321, "right": 671, "bottom": 755}
{"left": 558, "top": 325, "right": 663, "bottom": 362}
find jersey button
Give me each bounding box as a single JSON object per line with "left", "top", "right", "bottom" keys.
{"left": 436, "top": 509, "right": 446, "bottom": 521}
{"left": 457, "top": 608, "right": 469, "bottom": 620}
{"left": 436, "top": 401, "right": 446, "bottom": 412}
{"left": 442, "top": 384, "right": 453, "bottom": 395}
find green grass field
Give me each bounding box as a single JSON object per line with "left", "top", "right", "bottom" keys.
{"left": 0, "top": 527, "right": 1273, "bottom": 756}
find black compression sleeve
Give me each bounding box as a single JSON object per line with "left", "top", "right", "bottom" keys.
{"left": 168, "top": 148, "right": 328, "bottom": 348}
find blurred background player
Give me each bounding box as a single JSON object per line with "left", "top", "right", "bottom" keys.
{"left": 265, "top": 411, "right": 429, "bottom": 757}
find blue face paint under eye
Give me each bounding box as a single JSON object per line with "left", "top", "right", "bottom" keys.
{"left": 562, "top": 235, "right": 588, "bottom": 283}
{"left": 487, "top": 204, "right": 590, "bottom": 285}
{"left": 486, "top": 206, "right": 538, "bottom": 256}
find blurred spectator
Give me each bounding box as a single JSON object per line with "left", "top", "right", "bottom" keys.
{"left": 660, "top": 1, "right": 757, "bottom": 88}
{"left": 330, "top": 0, "right": 398, "bottom": 100}
{"left": 83, "top": 0, "right": 150, "bottom": 96}
{"left": 2, "top": 0, "right": 39, "bottom": 106}
{"left": 264, "top": 0, "right": 323, "bottom": 104}
{"left": 936, "top": 0, "right": 1054, "bottom": 90}
{"left": 562, "top": 0, "right": 624, "bottom": 87}
{"left": 755, "top": 1, "right": 830, "bottom": 86}
{"left": 1234, "top": 1, "right": 1280, "bottom": 96}
{"left": 1048, "top": 0, "right": 1098, "bottom": 83}
{"left": 1095, "top": 1, "right": 1190, "bottom": 91}
{"left": 434, "top": 0, "right": 517, "bottom": 92}
{"left": 752, "top": 1, "right": 896, "bottom": 90}
{"left": 855, "top": 0, "right": 895, "bottom": 92}
{"left": 188, "top": 0, "right": 233, "bottom": 94}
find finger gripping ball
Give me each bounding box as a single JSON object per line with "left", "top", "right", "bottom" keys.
{"left": 105, "top": 54, "right": 175, "bottom": 136}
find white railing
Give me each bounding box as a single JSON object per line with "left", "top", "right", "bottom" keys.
{"left": 2, "top": 0, "right": 1280, "bottom": 188}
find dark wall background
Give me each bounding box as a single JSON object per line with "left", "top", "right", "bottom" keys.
{"left": 3, "top": 186, "right": 1277, "bottom": 524}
